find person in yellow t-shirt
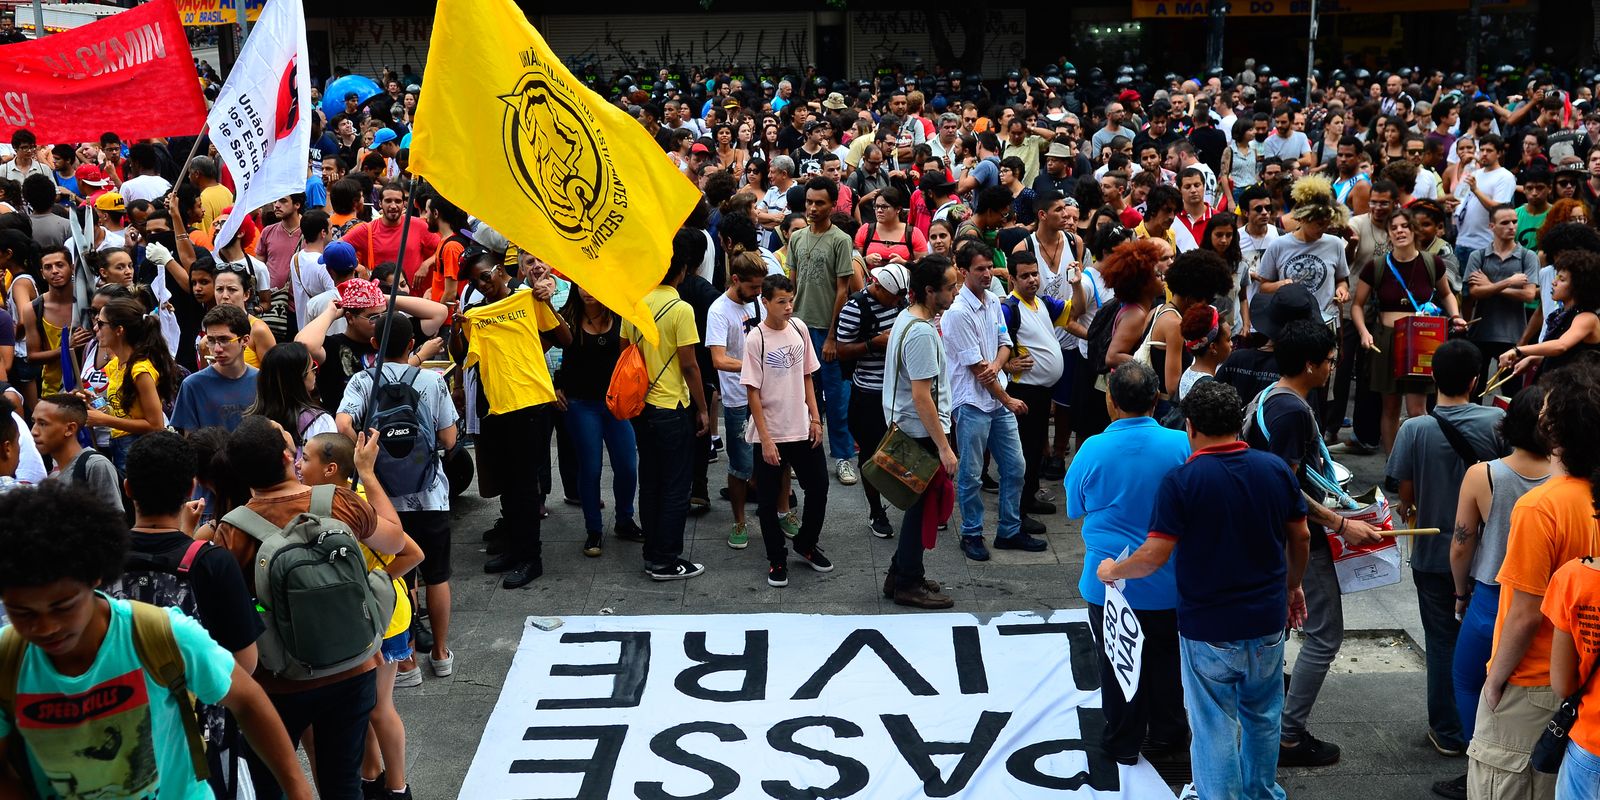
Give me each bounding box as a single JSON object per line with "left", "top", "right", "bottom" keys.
{"left": 80, "top": 298, "right": 180, "bottom": 471}
{"left": 618, "top": 229, "right": 710, "bottom": 581}
{"left": 299, "top": 430, "right": 422, "bottom": 800}
{"left": 460, "top": 245, "right": 571, "bottom": 589}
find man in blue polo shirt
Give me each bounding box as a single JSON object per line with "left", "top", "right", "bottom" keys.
{"left": 1099, "top": 380, "right": 1310, "bottom": 800}
{"left": 1064, "top": 360, "right": 1190, "bottom": 764}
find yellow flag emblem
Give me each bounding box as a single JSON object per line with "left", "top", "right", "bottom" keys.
{"left": 410, "top": 0, "right": 698, "bottom": 342}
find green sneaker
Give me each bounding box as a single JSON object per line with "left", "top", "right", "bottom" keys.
{"left": 728, "top": 522, "right": 749, "bottom": 550}
{"left": 779, "top": 510, "right": 799, "bottom": 539}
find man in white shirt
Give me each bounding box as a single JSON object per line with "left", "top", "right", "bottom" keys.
{"left": 1001, "top": 251, "right": 1073, "bottom": 528}
{"left": 289, "top": 210, "right": 338, "bottom": 330}
{"left": 942, "top": 241, "right": 1048, "bottom": 563}
{"left": 705, "top": 256, "right": 766, "bottom": 550}
{"left": 1236, "top": 185, "right": 1281, "bottom": 333}
{"left": 0, "top": 130, "right": 50, "bottom": 184}
{"left": 1261, "top": 106, "right": 1312, "bottom": 170}
{"left": 1452, "top": 135, "right": 1516, "bottom": 270}
{"left": 116, "top": 144, "right": 172, "bottom": 205}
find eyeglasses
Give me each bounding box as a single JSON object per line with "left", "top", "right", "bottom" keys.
{"left": 304, "top": 361, "right": 320, "bottom": 376}
{"left": 352, "top": 310, "right": 385, "bottom": 321}
{"left": 92, "top": 318, "right": 107, "bottom": 329}
{"left": 204, "top": 334, "right": 241, "bottom": 347}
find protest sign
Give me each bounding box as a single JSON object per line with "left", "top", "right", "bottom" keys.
{"left": 462, "top": 610, "right": 1175, "bottom": 799}
{"left": 1102, "top": 581, "right": 1146, "bottom": 701}
{"left": 0, "top": 0, "right": 206, "bottom": 144}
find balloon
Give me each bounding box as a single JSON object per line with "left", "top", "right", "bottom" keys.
{"left": 320, "top": 74, "right": 383, "bottom": 120}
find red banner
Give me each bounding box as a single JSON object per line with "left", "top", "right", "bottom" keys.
{"left": 0, "top": 0, "right": 206, "bottom": 144}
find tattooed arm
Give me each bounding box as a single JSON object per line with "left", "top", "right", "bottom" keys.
{"left": 1449, "top": 463, "right": 1490, "bottom": 618}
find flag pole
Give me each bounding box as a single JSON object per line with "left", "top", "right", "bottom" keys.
{"left": 366, "top": 176, "right": 427, "bottom": 416}
{"left": 173, "top": 126, "right": 210, "bottom": 202}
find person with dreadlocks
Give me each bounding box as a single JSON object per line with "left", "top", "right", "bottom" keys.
{"left": 1254, "top": 174, "right": 1352, "bottom": 328}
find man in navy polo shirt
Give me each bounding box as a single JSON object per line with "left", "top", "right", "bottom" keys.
{"left": 1064, "top": 360, "right": 1190, "bottom": 764}
{"left": 1099, "top": 380, "right": 1310, "bottom": 800}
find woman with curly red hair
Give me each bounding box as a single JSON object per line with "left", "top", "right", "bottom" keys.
{"left": 1098, "top": 238, "right": 1174, "bottom": 374}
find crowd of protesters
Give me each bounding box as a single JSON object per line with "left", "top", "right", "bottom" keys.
{"left": 0, "top": 48, "right": 1597, "bottom": 800}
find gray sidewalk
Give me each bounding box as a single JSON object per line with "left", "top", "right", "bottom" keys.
{"left": 393, "top": 441, "right": 1460, "bottom": 799}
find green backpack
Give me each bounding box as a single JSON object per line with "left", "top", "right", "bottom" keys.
{"left": 221, "top": 485, "right": 396, "bottom": 680}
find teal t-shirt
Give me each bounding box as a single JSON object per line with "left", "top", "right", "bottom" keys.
{"left": 0, "top": 595, "right": 234, "bottom": 799}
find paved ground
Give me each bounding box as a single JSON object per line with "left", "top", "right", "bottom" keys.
{"left": 392, "top": 436, "right": 1464, "bottom": 799}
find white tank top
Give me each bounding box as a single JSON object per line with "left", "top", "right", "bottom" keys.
{"left": 1031, "top": 232, "right": 1077, "bottom": 349}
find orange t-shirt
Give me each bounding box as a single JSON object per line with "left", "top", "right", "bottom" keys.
{"left": 1541, "top": 558, "right": 1600, "bottom": 753}
{"left": 1494, "top": 477, "right": 1600, "bottom": 686}
{"left": 428, "top": 237, "right": 466, "bottom": 303}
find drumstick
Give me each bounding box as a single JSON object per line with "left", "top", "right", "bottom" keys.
{"left": 1386, "top": 528, "right": 1442, "bottom": 536}
{"left": 1483, "top": 370, "right": 1517, "bottom": 395}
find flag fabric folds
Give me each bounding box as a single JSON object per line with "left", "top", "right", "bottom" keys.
{"left": 206, "top": 0, "right": 311, "bottom": 250}
{"left": 409, "top": 0, "right": 699, "bottom": 343}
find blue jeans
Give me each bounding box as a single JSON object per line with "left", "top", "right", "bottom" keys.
{"left": 1454, "top": 581, "right": 1500, "bottom": 739}
{"left": 722, "top": 405, "right": 754, "bottom": 481}
{"left": 1415, "top": 569, "right": 1466, "bottom": 748}
{"left": 808, "top": 327, "right": 854, "bottom": 461}
{"left": 105, "top": 433, "right": 137, "bottom": 474}
{"left": 633, "top": 404, "right": 694, "bottom": 568}
{"left": 1181, "top": 632, "right": 1289, "bottom": 800}
{"left": 1559, "top": 739, "right": 1600, "bottom": 799}
{"left": 952, "top": 404, "right": 1023, "bottom": 538}
{"left": 565, "top": 398, "right": 637, "bottom": 533}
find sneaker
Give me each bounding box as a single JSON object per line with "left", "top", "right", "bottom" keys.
{"left": 1020, "top": 515, "right": 1048, "bottom": 536}
{"left": 779, "top": 510, "right": 799, "bottom": 539}
{"left": 1430, "top": 774, "right": 1468, "bottom": 800}
{"left": 836, "top": 459, "right": 859, "bottom": 485}
{"left": 583, "top": 531, "right": 603, "bottom": 558}
{"left": 1278, "top": 732, "right": 1341, "bottom": 767}
{"left": 430, "top": 649, "right": 454, "bottom": 677}
{"left": 614, "top": 519, "right": 645, "bottom": 542}
{"left": 381, "top": 787, "right": 414, "bottom": 800}
{"left": 1023, "top": 498, "right": 1056, "bottom": 515}
{"left": 981, "top": 472, "right": 999, "bottom": 493}
{"left": 648, "top": 558, "right": 706, "bottom": 581}
{"left": 994, "top": 532, "right": 1048, "bottom": 552}
{"left": 960, "top": 535, "right": 991, "bottom": 561}
{"left": 1328, "top": 439, "right": 1378, "bottom": 456}
{"left": 689, "top": 496, "right": 711, "bottom": 514}
{"left": 502, "top": 561, "right": 542, "bottom": 589}
{"left": 362, "top": 774, "right": 386, "bottom": 800}
{"left": 869, "top": 516, "right": 895, "bottom": 538}
{"left": 1041, "top": 455, "right": 1067, "bottom": 480}
{"left": 797, "top": 547, "right": 834, "bottom": 572}
{"left": 1427, "top": 730, "right": 1465, "bottom": 758}
{"left": 728, "top": 522, "right": 749, "bottom": 550}
{"left": 711, "top": 435, "right": 724, "bottom": 453}
{"left": 767, "top": 564, "right": 789, "bottom": 587}
{"left": 893, "top": 584, "right": 954, "bottom": 609}
{"left": 393, "top": 666, "right": 422, "bottom": 688}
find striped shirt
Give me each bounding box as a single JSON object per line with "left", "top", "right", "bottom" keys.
{"left": 834, "top": 292, "right": 904, "bottom": 392}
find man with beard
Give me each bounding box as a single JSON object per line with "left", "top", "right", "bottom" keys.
{"left": 340, "top": 182, "right": 440, "bottom": 289}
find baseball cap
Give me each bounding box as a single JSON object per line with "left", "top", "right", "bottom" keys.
{"left": 804, "top": 119, "right": 827, "bottom": 133}
{"left": 319, "top": 241, "right": 359, "bottom": 275}
{"left": 92, "top": 191, "right": 125, "bottom": 213}
{"left": 370, "top": 128, "right": 398, "bottom": 148}
{"left": 871, "top": 264, "right": 910, "bottom": 296}
{"left": 344, "top": 91, "right": 359, "bottom": 102}
{"left": 337, "top": 278, "right": 386, "bottom": 310}
{"left": 75, "top": 164, "right": 110, "bottom": 188}
{"left": 1118, "top": 89, "right": 1141, "bottom": 104}
{"left": 690, "top": 142, "right": 711, "bottom": 155}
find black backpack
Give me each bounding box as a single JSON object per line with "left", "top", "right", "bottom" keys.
{"left": 363, "top": 365, "right": 438, "bottom": 496}
{"left": 105, "top": 539, "right": 231, "bottom": 757}
{"left": 1083, "top": 297, "right": 1127, "bottom": 376}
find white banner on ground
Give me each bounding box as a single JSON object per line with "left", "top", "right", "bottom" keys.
{"left": 1102, "top": 582, "right": 1146, "bottom": 701}
{"left": 461, "top": 610, "right": 1175, "bottom": 800}
{"left": 206, "top": 0, "right": 309, "bottom": 250}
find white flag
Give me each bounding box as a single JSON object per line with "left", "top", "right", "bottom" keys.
{"left": 206, "top": 0, "right": 309, "bottom": 251}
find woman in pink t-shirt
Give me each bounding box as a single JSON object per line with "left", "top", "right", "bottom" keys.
{"left": 742, "top": 274, "right": 832, "bottom": 588}
{"left": 854, "top": 187, "right": 929, "bottom": 270}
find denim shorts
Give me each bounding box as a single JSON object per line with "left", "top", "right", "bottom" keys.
{"left": 722, "top": 405, "right": 754, "bottom": 480}
{"left": 381, "top": 630, "right": 413, "bottom": 663}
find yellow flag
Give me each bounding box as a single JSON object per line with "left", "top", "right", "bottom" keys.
{"left": 408, "top": 0, "right": 699, "bottom": 343}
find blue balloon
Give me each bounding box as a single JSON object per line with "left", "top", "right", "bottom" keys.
{"left": 321, "top": 75, "right": 384, "bottom": 120}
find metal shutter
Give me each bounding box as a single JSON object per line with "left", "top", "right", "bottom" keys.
{"left": 541, "top": 13, "right": 814, "bottom": 78}
{"left": 847, "top": 10, "right": 1025, "bottom": 82}
{"left": 331, "top": 17, "right": 434, "bottom": 83}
